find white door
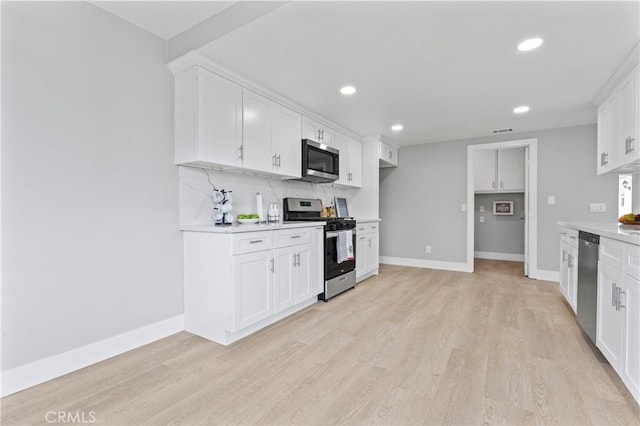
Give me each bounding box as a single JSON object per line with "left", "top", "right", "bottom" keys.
{"left": 272, "top": 104, "right": 302, "bottom": 178}
{"left": 295, "top": 244, "right": 314, "bottom": 302}
{"left": 355, "top": 234, "right": 367, "bottom": 278}
{"left": 474, "top": 149, "right": 497, "bottom": 191}
{"left": 523, "top": 146, "right": 529, "bottom": 277}
{"left": 274, "top": 246, "right": 296, "bottom": 314}
{"left": 201, "top": 68, "right": 243, "bottom": 167}
{"left": 230, "top": 251, "right": 274, "bottom": 332}
{"left": 622, "top": 275, "right": 640, "bottom": 400}
{"left": 242, "top": 90, "right": 273, "bottom": 174}
{"left": 597, "top": 261, "right": 624, "bottom": 370}
{"left": 347, "top": 138, "right": 363, "bottom": 187}
{"left": 498, "top": 148, "right": 525, "bottom": 191}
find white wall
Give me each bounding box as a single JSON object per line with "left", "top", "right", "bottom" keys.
{"left": 179, "top": 167, "right": 359, "bottom": 225}
{"left": 379, "top": 124, "right": 619, "bottom": 272}
{"left": 2, "top": 2, "right": 182, "bottom": 372}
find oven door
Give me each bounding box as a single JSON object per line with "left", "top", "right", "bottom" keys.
{"left": 325, "top": 230, "right": 356, "bottom": 280}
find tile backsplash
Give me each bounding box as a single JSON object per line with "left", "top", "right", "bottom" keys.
{"left": 179, "top": 166, "right": 358, "bottom": 226}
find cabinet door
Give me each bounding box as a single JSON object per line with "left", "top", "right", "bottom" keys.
{"left": 230, "top": 251, "right": 274, "bottom": 332}
{"left": 621, "top": 274, "right": 640, "bottom": 400}
{"left": 242, "top": 90, "right": 274, "bottom": 174}
{"left": 302, "top": 117, "right": 332, "bottom": 145}
{"left": 199, "top": 68, "right": 243, "bottom": 168}
{"left": 498, "top": 148, "right": 525, "bottom": 191}
{"left": 355, "top": 234, "right": 368, "bottom": 278}
{"left": 474, "top": 149, "right": 497, "bottom": 192}
{"left": 597, "top": 94, "right": 616, "bottom": 175}
{"left": 559, "top": 242, "right": 570, "bottom": 301}
{"left": 567, "top": 245, "right": 578, "bottom": 313}
{"left": 618, "top": 66, "right": 639, "bottom": 166}
{"left": 333, "top": 132, "right": 349, "bottom": 186}
{"left": 311, "top": 227, "right": 324, "bottom": 294}
{"left": 597, "top": 261, "right": 624, "bottom": 370}
{"left": 347, "top": 138, "right": 362, "bottom": 187}
{"left": 366, "top": 233, "right": 379, "bottom": 273}
{"left": 295, "top": 244, "right": 314, "bottom": 303}
{"left": 274, "top": 246, "right": 296, "bottom": 314}
{"left": 272, "top": 104, "right": 302, "bottom": 178}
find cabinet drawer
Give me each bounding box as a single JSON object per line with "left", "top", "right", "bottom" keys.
{"left": 232, "top": 232, "right": 273, "bottom": 255}
{"left": 624, "top": 244, "right": 640, "bottom": 280}
{"left": 356, "top": 222, "right": 379, "bottom": 235}
{"left": 273, "top": 228, "right": 311, "bottom": 249}
{"left": 560, "top": 228, "right": 579, "bottom": 248}
{"left": 600, "top": 237, "right": 625, "bottom": 271}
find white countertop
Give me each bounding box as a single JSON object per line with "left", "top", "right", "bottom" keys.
{"left": 559, "top": 222, "right": 640, "bottom": 245}
{"left": 181, "top": 221, "right": 325, "bottom": 234}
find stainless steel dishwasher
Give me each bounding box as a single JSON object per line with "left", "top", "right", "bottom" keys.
{"left": 576, "top": 231, "right": 600, "bottom": 343}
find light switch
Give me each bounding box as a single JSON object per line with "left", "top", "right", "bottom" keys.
{"left": 547, "top": 196, "right": 555, "bottom": 205}
{"left": 589, "top": 203, "right": 606, "bottom": 213}
{"left": 480, "top": 216, "right": 485, "bottom": 223}
{"left": 461, "top": 204, "right": 467, "bottom": 212}
{"left": 480, "top": 206, "right": 485, "bottom": 212}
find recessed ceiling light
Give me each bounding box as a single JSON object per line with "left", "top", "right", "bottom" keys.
{"left": 517, "top": 38, "right": 543, "bottom": 51}
{"left": 513, "top": 105, "right": 530, "bottom": 114}
{"left": 340, "top": 86, "right": 356, "bottom": 95}
{"left": 391, "top": 124, "right": 403, "bottom": 131}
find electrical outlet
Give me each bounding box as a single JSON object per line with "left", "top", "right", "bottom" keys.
{"left": 425, "top": 245, "right": 431, "bottom": 254}
{"left": 547, "top": 196, "right": 555, "bottom": 205}
{"left": 479, "top": 205, "right": 485, "bottom": 212}
{"left": 589, "top": 203, "right": 606, "bottom": 213}
{"left": 480, "top": 216, "right": 485, "bottom": 223}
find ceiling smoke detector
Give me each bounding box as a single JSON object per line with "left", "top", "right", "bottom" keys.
{"left": 492, "top": 128, "right": 513, "bottom": 134}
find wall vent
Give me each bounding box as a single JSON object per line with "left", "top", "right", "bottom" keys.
{"left": 492, "top": 128, "right": 513, "bottom": 134}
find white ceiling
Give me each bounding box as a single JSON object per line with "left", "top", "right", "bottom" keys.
{"left": 94, "top": 1, "right": 639, "bottom": 147}
{"left": 91, "top": 1, "right": 234, "bottom": 40}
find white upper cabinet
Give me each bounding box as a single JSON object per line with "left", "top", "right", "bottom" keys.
{"left": 498, "top": 148, "right": 525, "bottom": 192}
{"left": 379, "top": 142, "right": 398, "bottom": 168}
{"left": 302, "top": 117, "right": 334, "bottom": 147}
{"left": 597, "top": 64, "right": 639, "bottom": 175}
{"left": 474, "top": 149, "right": 497, "bottom": 192}
{"left": 174, "top": 66, "right": 243, "bottom": 169}
{"left": 242, "top": 89, "right": 302, "bottom": 178}
{"left": 333, "top": 132, "right": 362, "bottom": 188}
{"left": 474, "top": 148, "right": 524, "bottom": 193}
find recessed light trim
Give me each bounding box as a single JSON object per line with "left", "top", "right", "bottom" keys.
{"left": 391, "top": 124, "right": 403, "bottom": 131}
{"left": 340, "top": 86, "right": 356, "bottom": 95}
{"left": 517, "top": 37, "right": 543, "bottom": 51}
{"left": 513, "top": 105, "right": 530, "bottom": 114}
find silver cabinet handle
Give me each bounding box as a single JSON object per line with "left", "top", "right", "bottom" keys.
{"left": 567, "top": 254, "right": 572, "bottom": 268}
{"left": 359, "top": 236, "right": 366, "bottom": 240}
{"left": 368, "top": 239, "right": 372, "bottom": 248}
{"left": 562, "top": 251, "right": 567, "bottom": 262}
{"left": 270, "top": 257, "right": 274, "bottom": 272}
{"left": 290, "top": 235, "right": 301, "bottom": 239}
{"left": 618, "top": 288, "right": 626, "bottom": 310}
{"left": 612, "top": 283, "right": 617, "bottom": 307}
{"left": 277, "top": 155, "right": 281, "bottom": 167}
{"left": 569, "top": 236, "right": 577, "bottom": 240}
{"left": 238, "top": 145, "right": 244, "bottom": 160}
{"left": 249, "top": 239, "right": 263, "bottom": 244}
{"left": 272, "top": 154, "right": 277, "bottom": 167}
{"left": 500, "top": 181, "right": 504, "bottom": 189}
{"left": 492, "top": 181, "right": 495, "bottom": 189}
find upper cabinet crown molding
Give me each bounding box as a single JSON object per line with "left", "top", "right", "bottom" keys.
{"left": 593, "top": 41, "right": 639, "bottom": 106}
{"left": 168, "top": 51, "right": 362, "bottom": 142}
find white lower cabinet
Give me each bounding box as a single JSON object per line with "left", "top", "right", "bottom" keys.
{"left": 596, "top": 237, "right": 640, "bottom": 403}
{"left": 559, "top": 227, "right": 578, "bottom": 312}
{"left": 183, "top": 226, "right": 323, "bottom": 345}
{"left": 356, "top": 221, "right": 380, "bottom": 282}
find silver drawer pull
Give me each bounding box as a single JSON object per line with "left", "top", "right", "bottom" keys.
{"left": 290, "top": 235, "right": 301, "bottom": 239}
{"left": 249, "top": 239, "right": 263, "bottom": 244}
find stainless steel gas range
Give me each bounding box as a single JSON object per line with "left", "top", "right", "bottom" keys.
{"left": 283, "top": 198, "right": 356, "bottom": 301}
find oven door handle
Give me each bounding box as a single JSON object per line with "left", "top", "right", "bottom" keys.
{"left": 326, "top": 231, "right": 355, "bottom": 238}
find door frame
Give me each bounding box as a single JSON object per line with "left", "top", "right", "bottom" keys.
{"left": 466, "top": 138, "right": 538, "bottom": 276}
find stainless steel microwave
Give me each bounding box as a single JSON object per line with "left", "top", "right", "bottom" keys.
{"left": 300, "top": 139, "right": 339, "bottom": 183}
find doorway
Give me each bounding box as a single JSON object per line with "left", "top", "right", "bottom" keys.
{"left": 466, "top": 139, "right": 538, "bottom": 277}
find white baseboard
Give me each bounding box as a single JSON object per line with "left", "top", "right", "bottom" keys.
{"left": 380, "top": 256, "right": 472, "bottom": 273}
{"left": 531, "top": 269, "right": 559, "bottom": 282}
{"left": 474, "top": 251, "right": 525, "bottom": 262}
{"left": 1, "top": 315, "right": 184, "bottom": 397}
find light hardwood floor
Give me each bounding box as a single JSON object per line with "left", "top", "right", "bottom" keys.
{"left": 3, "top": 260, "right": 640, "bottom": 425}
